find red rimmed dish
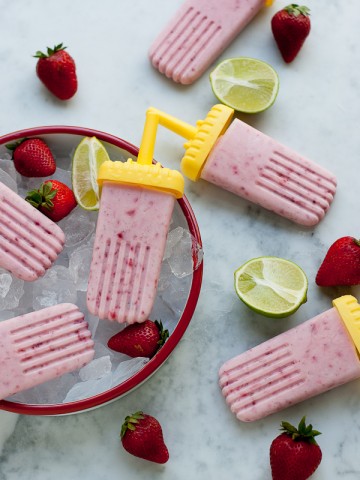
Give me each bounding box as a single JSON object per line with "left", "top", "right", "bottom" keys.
{"left": 0, "top": 126, "right": 203, "bottom": 415}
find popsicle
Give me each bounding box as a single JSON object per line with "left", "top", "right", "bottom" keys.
{"left": 0, "top": 181, "right": 65, "bottom": 281}
{"left": 0, "top": 303, "right": 94, "bottom": 399}
{"left": 86, "top": 111, "right": 184, "bottom": 324}
{"left": 144, "top": 105, "right": 337, "bottom": 226}
{"left": 219, "top": 295, "right": 360, "bottom": 422}
{"left": 149, "top": 0, "right": 273, "bottom": 85}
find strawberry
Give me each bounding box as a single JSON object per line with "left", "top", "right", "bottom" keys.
{"left": 270, "top": 416, "right": 322, "bottom": 480}
{"left": 121, "top": 411, "right": 169, "bottom": 464}
{"left": 26, "top": 180, "right": 77, "bottom": 222}
{"left": 6, "top": 138, "right": 56, "bottom": 177}
{"left": 34, "top": 43, "right": 78, "bottom": 100}
{"left": 271, "top": 4, "right": 311, "bottom": 63}
{"left": 108, "top": 320, "right": 169, "bottom": 358}
{"left": 316, "top": 236, "right": 360, "bottom": 286}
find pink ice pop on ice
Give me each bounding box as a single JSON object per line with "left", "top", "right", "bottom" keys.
{"left": 144, "top": 104, "right": 337, "bottom": 226}
{"left": 149, "top": 0, "right": 270, "bottom": 84}
{"left": 87, "top": 111, "right": 184, "bottom": 324}
{"left": 0, "top": 303, "right": 94, "bottom": 400}
{"left": 219, "top": 295, "right": 360, "bottom": 422}
{"left": 87, "top": 180, "right": 176, "bottom": 324}
{"left": 0, "top": 181, "right": 65, "bottom": 281}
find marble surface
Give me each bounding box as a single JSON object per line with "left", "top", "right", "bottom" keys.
{"left": 1, "top": 0, "right": 360, "bottom": 478}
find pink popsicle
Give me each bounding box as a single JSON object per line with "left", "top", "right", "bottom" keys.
{"left": 0, "top": 303, "right": 94, "bottom": 400}
{"left": 0, "top": 182, "right": 65, "bottom": 281}
{"left": 219, "top": 295, "right": 360, "bottom": 422}
{"left": 87, "top": 182, "right": 175, "bottom": 324}
{"left": 201, "top": 119, "right": 337, "bottom": 226}
{"left": 145, "top": 104, "right": 337, "bottom": 227}
{"left": 149, "top": 0, "right": 267, "bottom": 84}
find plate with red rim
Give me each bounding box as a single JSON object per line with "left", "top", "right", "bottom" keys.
{"left": 0, "top": 126, "right": 203, "bottom": 415}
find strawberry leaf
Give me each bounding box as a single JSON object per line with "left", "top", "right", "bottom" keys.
{"left": 280, "top": 416, "right": 321, "bottom": 444}
{"left": 121, "top": 411, "right": 145, "bottom": 438}
{"left": 25, "top": 181, "right": 58, "bottom": 211}
{"left": 155, "top": 320, "right": 169, "bottom": 348}
{"left": 34, "top": 43, "right": 67, "bottom": 58}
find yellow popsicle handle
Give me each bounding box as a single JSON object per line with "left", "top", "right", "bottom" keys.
{"left": 140, "top": 105, "right": 234, "bottom": 181}
{"left": 137, "top": 109, "right": 159, "bottom": 165}
{"left": 98, "top": 107, "right": 185, "bottom": 197}
{"left": 333, "top": 295, "right": 360, "bottom": 355}
{"left": 137, "top": 107, "right": 197, "bottom": 165}
{"left": 147, "top": 107, "right": 197, "bottom": 140}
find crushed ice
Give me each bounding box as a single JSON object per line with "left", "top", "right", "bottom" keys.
{"left": 0, "top": 157, "right": 203, "bottom": 405}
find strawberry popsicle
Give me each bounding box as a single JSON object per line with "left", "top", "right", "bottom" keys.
{"left": 149, "top": 0, "right": 272, "bottom": 84}
{"left": 87, "top": 112, "right": 184, "bottom": 324}
{"left": 0, "top": 181, "right": 65, "bottom": 281}
{"left": 219, "top": 295, "right": 360, "bottom": 422}
{"left": 145, "top": 105, "right": 337, "bottom": 227}
{"left": 0, "top": 303, "right": 94, "bottom": 399}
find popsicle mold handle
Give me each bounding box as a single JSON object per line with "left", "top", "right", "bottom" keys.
{"left": 98, "top": 160, "right": 184, "bottom": 199}
{"left": 96, "top": 107, "right": 186, "bottom": 198}
{"left": 147, "top": 104, "right": 234, "bottom": 181}
{"left": 145, "top": 107, "right": 197, "bottom": 141}
{"left": 333, "top": 295, "right": 360, "bottom": 354}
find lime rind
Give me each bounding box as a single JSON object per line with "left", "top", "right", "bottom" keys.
{"left": 71, "top": 137, "right": 110, "bottom": 211}
{"left": 234, "top": 256, "right": 308, "bottom": 318}
{"left": 210, "top": 57, "right": 279, "bottom": 114}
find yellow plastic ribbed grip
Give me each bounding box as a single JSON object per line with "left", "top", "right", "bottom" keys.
{"left": 333, "top": 295, "right": 360, "bottom": 354}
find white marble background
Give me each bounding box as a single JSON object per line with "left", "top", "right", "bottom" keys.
{"left": 1, "top": 0, "right": 360, "bottom": 478}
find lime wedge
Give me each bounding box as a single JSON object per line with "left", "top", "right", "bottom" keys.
{"left": 71, "top": 136, "right": 110, "bottom": 210}
{"left": 234, "top": 256, "right": 308, "bottom": 318}
{"left": 210, "top": 57, "right": 279, "bottom": 114}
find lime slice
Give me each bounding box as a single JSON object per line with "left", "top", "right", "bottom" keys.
{"left": 210, "top": 57, "right": 279, "bottom": 114}
{"left": 234, "top": 256, "right": 308, "bottom": 318}
{"left": 71, "top": 136, "right": 110, "bottom": 210}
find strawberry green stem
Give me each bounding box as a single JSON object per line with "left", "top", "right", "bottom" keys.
{"left": 284, "top": 4, "right": 310, "bottom": 16}
{"left": 280, "top": 416, "right": 321, "bottom": 445}
{"left": 25, "top": 181, "right": 57, "bottom": 211}
{"left": 121, "top": 411, "right": 145, "bottom": 438}
{"left": 34, "top": 43, "right": 67, "bottom": 58}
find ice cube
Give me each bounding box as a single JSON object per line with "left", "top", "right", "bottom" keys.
{"left": 63, "top": 374, "right": 113, "bottom": 403}
{"left": 79, "top": 356, "right": 112, "bottom": 381}
{"left": 163, "top": 226, "right": 184, "bottom": 260}
{"left": 48, "top": 167, "right": 72, "bottom": 187}
{"left": 166, "top": 227, "right": 203, "bottom": 278}
{"left": 0, "top": 272, "right": 12, "bottom": 298}
{"left": 110, "top": 357, "right": 149, "bottom": 388}
{"left": 0, "top": 270, "right": 24, "bottom": 310}
{"left": 69, "top": 243, "right": 93, "bottom": 291}
{"left": 32, "top": 265, "right": 77, "bottom": 310}
{"left": 59, "top": 208, "right": 97, "bottom": 248}
{"left": 0, "top": 168, "right": 17, "bottom": 192}
{"left": 0, "top": 157, "right": 17, "bottom": 180}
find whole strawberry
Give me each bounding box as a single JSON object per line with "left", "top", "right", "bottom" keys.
{"left": 6, "top": 138, "right": 56, "bottom": 177}
{"left": 34, "top": 43, "right": 78, "bottom": 100}
{"left": 121, "top": 411, "right": 169, "bottom": 464}
{"left": 316, "top": 236, "right": 360, "bottom": 286}
{"left": 108, "top": 320, "right": 169, "bottom": 358}
{"left": 270, "top": 417, "right": 322, "bottom": 480}
{"left": 26, "top": 180, "right": 77, "bottom": 222}
{"left": 271, "top": 4, "right": 311, "bottom": 63}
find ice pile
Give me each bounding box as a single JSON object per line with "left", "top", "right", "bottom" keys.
{"left": 0, "top": 156, "right": 203, "bottom": 405}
